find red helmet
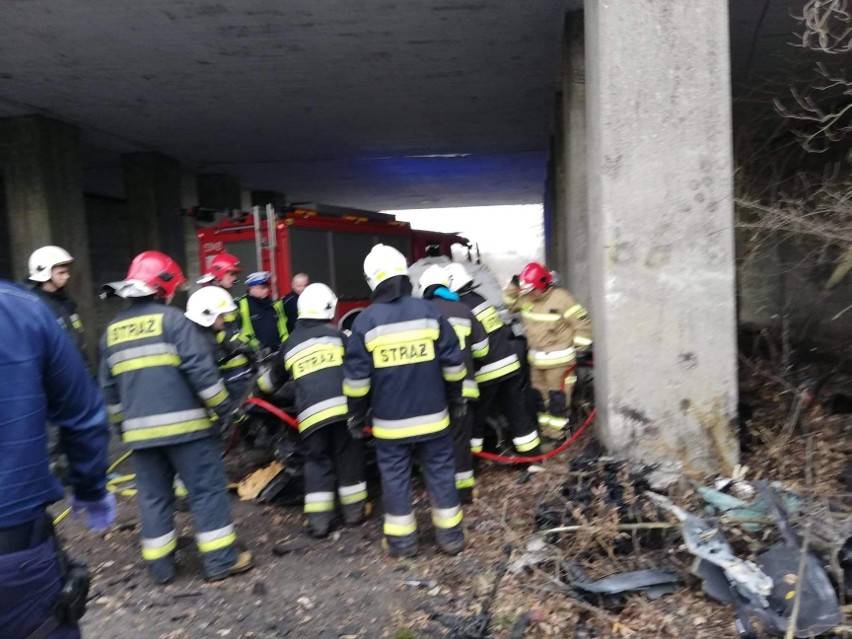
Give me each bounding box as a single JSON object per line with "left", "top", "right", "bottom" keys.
{"left": 207, "top": 253, "right": 242, "bottom": 280}
{"left": 518, "top": 262, "right": 552, "bottom": 293}
{"left": 118, "top": 251, "right": 186, "bottom": 299}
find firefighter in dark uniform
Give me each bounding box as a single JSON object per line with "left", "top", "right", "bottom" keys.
{"left": 197, "top": 253, "right": 256, "bottom": 397}
{"left": 344, "top": 245, "right": 467, "bottom": 557}
{"left": 444, "top": 262, "right": 542, "bottom": 457}
{"left": 100, "top": 251, "right": 253, "bottom": 584}
{"left": 257, "top": 283, "right": 367, "bottom": 538}
{"left": 0, "top": 279, "right": 113, "bottom": 639}
{"left": 417, "top": 265, "right": 489, "bottom": 504}
{"left": 28, "top": 245, "right": 88, "bottom": 365}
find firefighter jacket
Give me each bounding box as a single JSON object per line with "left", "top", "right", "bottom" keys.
{"left": 423, "top": 285, "right": 489, "bottom": 400}
{"left": 238, "top": 296, "right": 289, "bottom": 351}
{"left": 457, "top": 287, "right": 521, "bottom": 385}
{"left": 0, "top": 281, "right": 109, "bottom": 528}
{"left": 503, "top": 283, "right": 593, "bottom": 369}
{"left": 99, "top": 300, "right": 231, "bottom": 450}
{"left": 32, "top": 285, "right": 88, "bottom": 365}
{"left": 343, "top": 276, "right": 465, "bottom": 442}
{"left": 257, "top": 319, "right": 348, "bottom": 436}
{"left": 215, "top": 317, "right": 254, "bottom": 385}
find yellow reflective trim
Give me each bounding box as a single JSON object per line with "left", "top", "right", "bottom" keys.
{"left": 109, "top": 412, "right": 124, "bottom": 425}
{"left": 257, "top": 371, "right": 275, "bottom": 394}
{"left": 442, "top": 367, "right": 467, "bottom": 382}
{"left": 476, "top": 307, "right": 503, "bottom": 333}
{"left": 384, "top": 521, "right": 417, "bottom": 536}
{"left": 198, "top": 532, "right": 237, "bottom": 553}
{"left": 343, "top": 382, "right": 370, "bottom": 397}
{"left": 474, "top": 359, "right": 521, "bottom": 383}
{"left": 122, "top": 419, "right": 210, "bottom": 443}
{"left": 372, "top": 415, "right": 450, "bottom": 440}
{"left": 462, "top": 386, "right": 480, "bottom": 399}
{"left": 287, "top": 344, "right": 344, "bottom": 379}
{"left": 365, "top": 328, "right": 439, "bottom": 352}
{"left": 521, "top": 310, "right": 562, "bottom": 322}
{"left": 304, "top": 501, "right": 336, "bottom": 513}
{"left": 107, "top": 314, "right": 164, "bottom": 346}
{"left": 221, "top": 355, "right": 250, "bottom": 369}
{"left": 470, "top": 445, "right": 483, "bottom": 453}
{"left": 339, "top": 490, "right": 368, "bottom": 505}
{"left": 451, "top": 324, "right": 471, "bottom": 350}
{"left": 456, "top": 476, "right": 475, "bottom": 489}
{"left": 471, "top": 344, "right": 489, "bottom": 359}
{"left": 142, "top": 538, "right": 177, "bottom": 561}
{"left": 205, "top": 388, "right": 229, "bottom": 409}
{"left": 433, "top": 510, "right": 463, "bottom": 529}
{"left": 564, "top": 304, "right": 585, "bottom": 319}
{"left": 111, "top": 353, "right": 181, "bottom": 376}
{"left": 528, "top": 353, "right": 575, "bottom": 366}
{"left": 298, "top": 404, "right": 349, "bottom": 433}
{"left": 373, "top": 339, "right": 435, "bottom": 368}
{"left": 574, "top": 336, "right": 593, "bottom": 347}
{"left": 515, "top": 434, "right": 541, "bottom": 452}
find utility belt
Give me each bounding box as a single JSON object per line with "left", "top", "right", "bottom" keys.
{"left": 0, "top": 512, "right": 90, "bottom": 639}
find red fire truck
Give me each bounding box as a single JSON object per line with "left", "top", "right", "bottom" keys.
{"left": 197, "top": 203, "right": 468, "bottom": 329}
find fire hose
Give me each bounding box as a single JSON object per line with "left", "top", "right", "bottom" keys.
{"left": 243, "top": 397, "right": 596, "bottom": 465}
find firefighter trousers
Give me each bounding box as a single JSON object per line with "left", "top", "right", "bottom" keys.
{"left": 302, "top": 421, "right": 367, "bottom": 533}
{"left": 375, "top": 430, "right": 463, "bottom": 554}
{"left": 450, "top": 408, "right": 475, "bottom": 503}
{"left": 133, "top": 436, "right": 238, "bottom": 580}
{"left": 530, "top": 365, "right": 575, "bottom": 432}
{"left": 472, "top": 372, "right": 541, "bottom": 455}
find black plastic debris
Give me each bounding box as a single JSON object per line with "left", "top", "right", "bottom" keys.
{"left": 571, "top": 569, "right": 682, "bottom": 607}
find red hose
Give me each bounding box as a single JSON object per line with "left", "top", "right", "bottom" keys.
{"left": 472, "top": 408, "right": 596, "bottom": 464}
{"left": 244, "top": 397, "right": 596, "bottom": 465}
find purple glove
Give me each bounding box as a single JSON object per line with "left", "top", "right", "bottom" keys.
{"left": 71, "top": 493, "right": 116, "bottom": 532}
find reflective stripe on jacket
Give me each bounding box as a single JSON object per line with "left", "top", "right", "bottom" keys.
{"left": 237, "top": 296, "right": 289, "bottom": 350}
{"left": 343, "top": 279, "right": 464, "bottom": 442}
{"left": 458, "top": 290, "right": 520, "bottom": 385}
{"left": 99, "top": 301, "right": 229, "bottom": 449}
{"left": 257, "top": 320, "right": 348, "bottom": 435}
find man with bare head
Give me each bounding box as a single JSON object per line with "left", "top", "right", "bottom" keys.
{"left": 282, "top": 272, "right": 309, "bottom": 332}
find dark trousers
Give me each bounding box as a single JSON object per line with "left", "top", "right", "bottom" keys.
{"left": 0, "top": 515, "right": 79, "bottom": 639}
{"left": 375, "top": 430, "right": 462, "bottom": 551}
{"left": 134, "top": 436, "right": 237, "bottom": 577}
{"left": 302, "top": 421, "right": 367, "bottom": 525}
{"left": 474, "top": 372, "right": 541, "bottom": 454}
{"left": 450, "top": 409, "right": 475, "bottom": 500}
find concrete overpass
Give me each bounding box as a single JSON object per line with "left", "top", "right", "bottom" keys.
{"left": 0, "top": 0, "right": 804, "bottom": 476}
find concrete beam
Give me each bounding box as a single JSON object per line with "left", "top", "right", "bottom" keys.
{"left": 197, "top": 174, "right": 241, "bottom": 211}
{"left": 0, "top": 115, "right": 97, "bottom": 362}
{"left": 585, "top": 0, "right": 739, "bottom": 477}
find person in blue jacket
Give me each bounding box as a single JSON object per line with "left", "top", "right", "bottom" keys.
{"left": 0, "top": 279, "right": 114, "bottom": 639}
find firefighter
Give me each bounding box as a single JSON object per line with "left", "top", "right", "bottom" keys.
{"left": 344, "top": 245, "right": 467, "bottom": 557}
{"left": 100, "top": 251, "right": 253, "bottom": 584}
{"left": 197, "top": 253, "right": 255, "bottom": 387}
{"left": 0, "top": 279, "right": 113, "bottom": 639}
{"left": 445, "top": 262, "right": 542, "bottom": 457}
{"left": 417, "top": 265, "right": 489, "bottom": 504}
{"left": 257, "top": 283, "right": 367, "bottom": 538}
{"left": 503, "top": 261, "right": 593, "bottom": 437}
{"left": 28, "top": 245, "right": 87, "bottom": 363}
{"left": 197, "top": 252, "right": 242, "bottom": 290}
{"left": 238, "top": 271, "right": 289, "bottom": 352}
{"left": 185, "top": 286, "right": 254, "bottom": 398}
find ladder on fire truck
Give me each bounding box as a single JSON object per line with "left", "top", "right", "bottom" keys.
{"left": 251, "top": 203, "right": 278, "bottom": 294}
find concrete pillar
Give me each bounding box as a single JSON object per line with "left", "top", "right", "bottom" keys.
{"left": 0, "top": 115, "right": 97, "bottom": 362}
{"left": 180, "top": 165, "right": 201, "bottom": 287}
{"left": 561, "top": 12, "right": 590, "bottom": 305}
{"left": 197, "top": 174, "right": 241, "bottom": 211}
{"left": 585, "top": 1, "right": 739, "bottom": 477}
{"left": 548, "top": 105, "right": 567, "bottom": 273}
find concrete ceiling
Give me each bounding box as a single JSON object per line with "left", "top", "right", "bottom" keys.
{"left": 0, "top": 0, "right": 803, "bottom": 210}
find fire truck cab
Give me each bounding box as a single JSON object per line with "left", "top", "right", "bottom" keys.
{"left": 198, "top": 203, "right": 468, "bottom": 330}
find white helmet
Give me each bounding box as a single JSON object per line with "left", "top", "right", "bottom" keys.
{"left": 185, "top": 286, "right": 237, "bottom": 327}
{"left": 363, "top": 244, "right": 408, "bottom": 291}
{"left": 417, "top": 264, "right": 450, "bottom": 297}
{"left": 444, "top": 262, "right": 472, "bottom": 293}
{"left": 28, "top": 246, "right": 73, "bottom": 282}
{"left": 298, "top": 283, "right": 338, "bottom": 320}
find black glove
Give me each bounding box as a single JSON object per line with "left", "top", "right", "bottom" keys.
{"left": 347, "top": 414, "right": 368, "bottom": 440}
{"left": 510, "top": 274, "right": 520, "bottom": 286}
{"left": 449, "top": 399, "right": 468, "bottom": 424}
